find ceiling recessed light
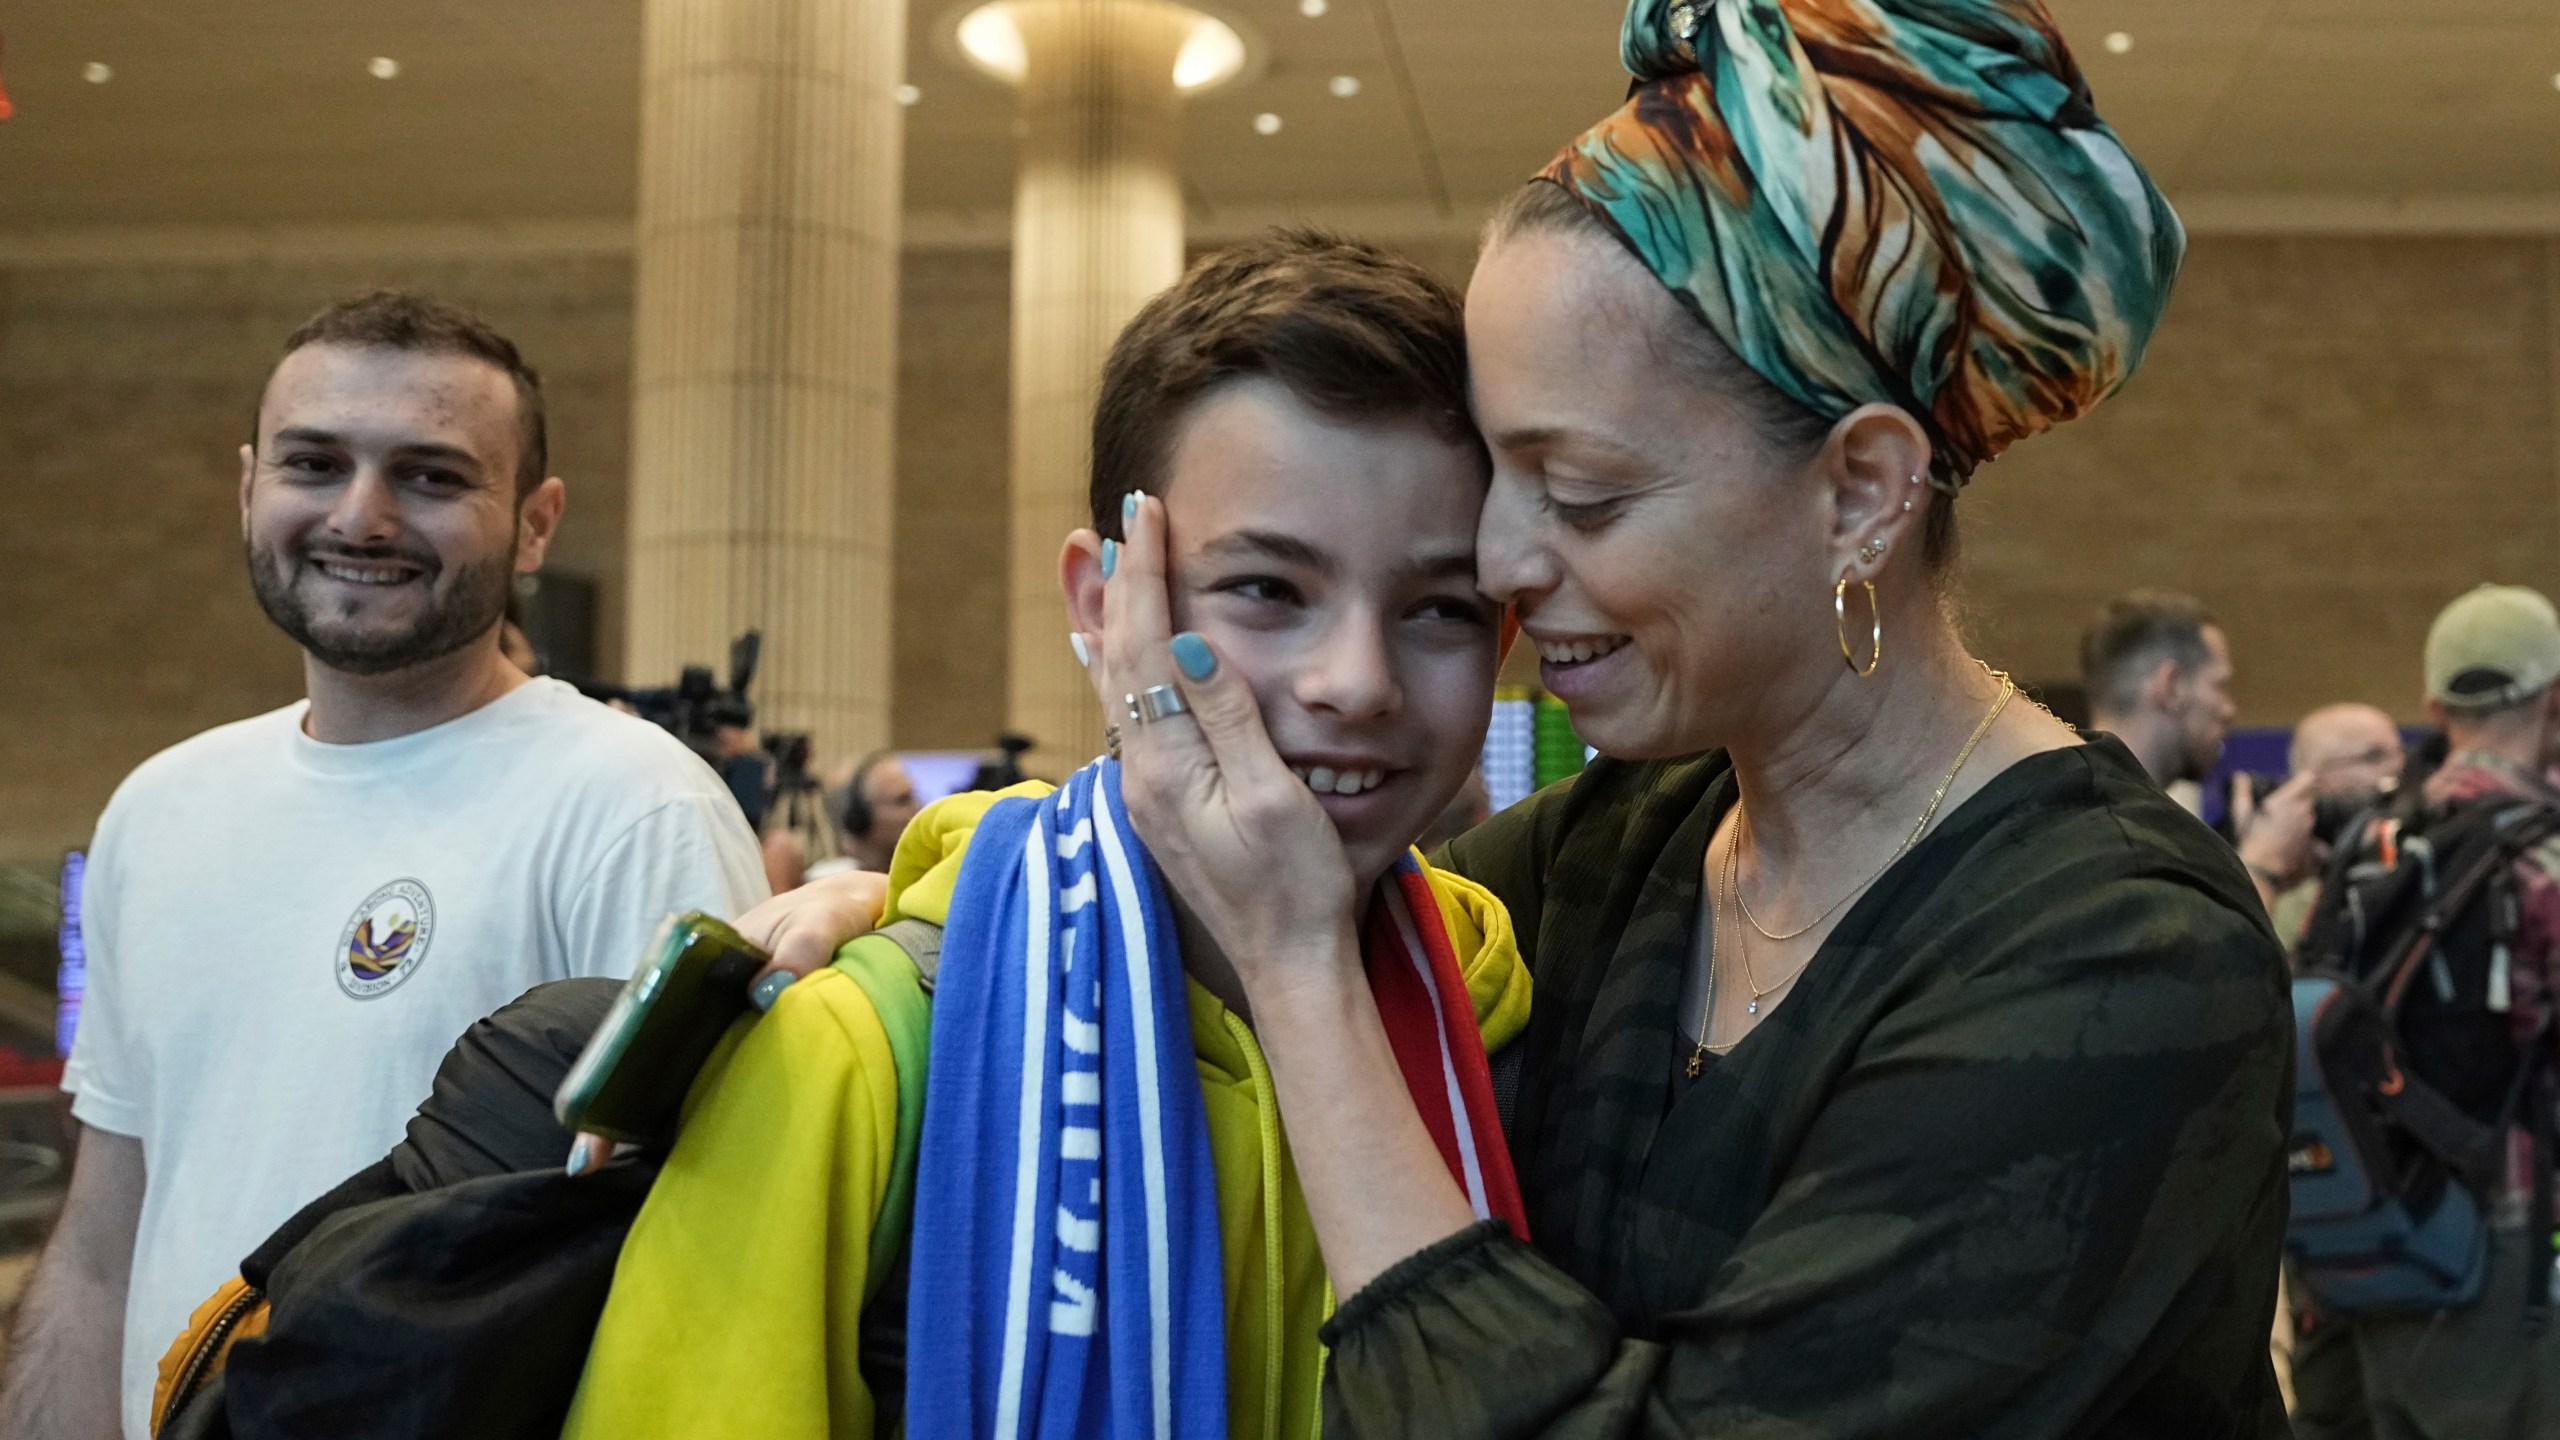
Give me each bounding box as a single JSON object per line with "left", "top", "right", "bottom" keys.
{"left": 1328, "top": 74, "right": 1360, "bottom": 98}
{"left": 896, "top": 83, "right": 922, "bottom": 105}
{"left": 367, "top": 56, "right": 401, "bottom": 79}
{"left": 2551, "top": 71, "right": 2560, "bottom": 92}
{"left": 955, "top": 3, "right": 1245, "bottom": 93}
{"left": 1253, "top": 112, "right": 1283, "bottom": 135}
{"left": 1299, "top": 0, "right": 1328, "bottom": 16}
{"left": 82, "top": 61, "right": 112, "bottom": 84}
{"left": 2102, "top": 31, "right": 2132, "bottom": 55}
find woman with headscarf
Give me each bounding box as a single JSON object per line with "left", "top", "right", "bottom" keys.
{"left": 1091, "top": 0, "right": 2293, "bottom": 1433}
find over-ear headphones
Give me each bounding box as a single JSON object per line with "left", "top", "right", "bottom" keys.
{"left": 841, "top": 749, "right": 897, "bottom": 840}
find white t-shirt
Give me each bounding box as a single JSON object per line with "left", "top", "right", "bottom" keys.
{"left": 63, "top": 678, "right": 769, "bottom": 1439}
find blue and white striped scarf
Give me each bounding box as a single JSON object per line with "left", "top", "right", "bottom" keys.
{"left": 907, "top": 760, "right": 1228, "bottom": 1440}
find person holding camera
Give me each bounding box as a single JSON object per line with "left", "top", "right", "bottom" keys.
{"left": 2230, "top": 703, "right": 2406, "bottom": 939}
{"left": 0, "top": 293, "right": 768, "bottom": 1440}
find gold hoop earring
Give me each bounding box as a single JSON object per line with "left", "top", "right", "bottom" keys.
{"left": 1835, "top": 575, "right": 1881, "bottom": 676}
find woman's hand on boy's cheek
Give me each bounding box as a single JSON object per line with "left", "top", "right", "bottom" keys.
{"left": 736, "top": 867, "right": 890, "bottom": 980}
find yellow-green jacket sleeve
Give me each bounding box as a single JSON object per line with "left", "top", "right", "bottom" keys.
{"left": 563, "top": 966, "right": 903, "bottom": 1440}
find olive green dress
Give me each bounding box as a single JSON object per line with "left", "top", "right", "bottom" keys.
{"left": 1321, "top": 737, "right": 2294, "bottom": 1439}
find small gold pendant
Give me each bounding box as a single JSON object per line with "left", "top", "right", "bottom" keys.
{"left": 1687, "top": 1050, "right": 1704, "bottom": 1079}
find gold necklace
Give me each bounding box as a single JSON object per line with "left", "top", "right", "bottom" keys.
{"left": 1686, "top": 669, "right": 2027, "bottom": 1079}
{"left": 1687, "top": 884, "right": 1740, "bottom": 1077}
{"left": 1733, "top": 672, "right": 2017, "bottom": 943}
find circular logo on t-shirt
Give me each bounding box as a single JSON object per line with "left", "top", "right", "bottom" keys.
{"left": 336, "top": 879, "right": 436, "bottom": 999}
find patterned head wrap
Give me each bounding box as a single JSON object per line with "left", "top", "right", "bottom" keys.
{"left": 1542, "top": 0, "right": 2185, "bottom": 487}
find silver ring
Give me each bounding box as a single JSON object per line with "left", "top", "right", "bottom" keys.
{"left": 1125, "top": 685, "right": 1190, "bottom": 726}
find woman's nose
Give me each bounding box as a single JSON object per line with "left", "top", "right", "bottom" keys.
{"left": 1475, "top": 473, "right": 1550, "bottom": 606}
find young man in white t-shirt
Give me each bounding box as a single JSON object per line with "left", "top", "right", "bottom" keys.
{"left": 0, "top": 292, "right": 769, "bottom": 1440}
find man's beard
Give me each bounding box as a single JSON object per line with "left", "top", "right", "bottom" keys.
{"left": 248, "top": 537, "right": 513, "bottom": 677}
{"left": 2177, "top": 716, "right": 2226, "bottom": 785}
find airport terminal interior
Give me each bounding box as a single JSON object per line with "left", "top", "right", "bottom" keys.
{"left": 5, "top": 0, "right": 2560, "bottom": 1426}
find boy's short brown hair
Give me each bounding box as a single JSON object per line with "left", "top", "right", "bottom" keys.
{"left": 279, "top": 290, "right": 548, "bottom": 497}
{"left": 1089, "top": 229, "right": 1481, "bottom": 539}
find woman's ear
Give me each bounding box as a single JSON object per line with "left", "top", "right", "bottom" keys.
{"left": 1822, "top": 404, "right": 1933, "bottom": 579}
{"left": 1060, "top": 529, "right": 1108, "bottom": 637}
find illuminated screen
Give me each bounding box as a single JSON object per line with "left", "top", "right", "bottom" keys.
{"left": 900, "top": 752, "right": 985, "bottom": 807}
{"left": 58, "top": 850, "right": 85, "bottom": 1058}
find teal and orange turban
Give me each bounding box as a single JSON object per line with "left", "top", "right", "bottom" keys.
{"left": 1545, "top": 0, "right": 2184, "bottom": 485}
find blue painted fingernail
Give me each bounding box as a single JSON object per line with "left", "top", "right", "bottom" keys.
{"left": 1123, "top": 490, "right": 1141, "bottom": 522}
{"left": 565, "top": 1134, "right": 596, "bottom": 1176}
{"left": 1100, "top": 539, "right": 1118, "bottom": 579}
{"left": 751, "top": 969, "right": 795, "bottom": 1012}
{"left": 1170, "top": 632, "right": 1215, "bottom": 680}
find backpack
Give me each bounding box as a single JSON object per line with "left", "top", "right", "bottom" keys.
{"left": 2285, "top": 790, "right": 2560, "bottom": 1322}
{"left": 152, "top": 920, "right": 943, "bottom": 1440}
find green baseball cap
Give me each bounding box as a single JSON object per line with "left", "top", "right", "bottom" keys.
{"left": 2427, "top": 584, "right": 2560, "bottom": 709}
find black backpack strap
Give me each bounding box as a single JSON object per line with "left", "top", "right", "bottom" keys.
{"left": 1489, "top": 1040, "right": 1524, "bottom": 1140}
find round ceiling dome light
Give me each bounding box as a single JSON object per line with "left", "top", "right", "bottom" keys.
{"left": 1253, "top": 111, "right": 1282, "bottom": 135}
{"left": 82, "top": 61, "right": 113, "bottom": 84}
{"left": 368, "top": 56, "right": 401, "bottom": 79}
{"left": 953, "top": 2, "right": 1249, "bottom": 95}
{"left": 1299, "top": 0, "right": 1328, "bottom": 15}
{"left": 2102, "top": 31, "right": 2132, "bottom": 55}
{"left": 1328, "top": 74, "right": 1360, "bottom": 98}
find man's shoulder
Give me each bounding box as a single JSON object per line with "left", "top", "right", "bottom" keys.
{"left": 111, "top": 703, "right": 305, "bottom": 802}
{"left": 494, "top": 681, "right": 730, "bottom": 801}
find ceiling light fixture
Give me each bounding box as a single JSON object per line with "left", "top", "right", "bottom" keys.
{"left": 897, "top": 83, "right": 922, "bottom": 105}
{"left": 1253, "top": 112, "right": 1282, "bottom": 135}
{"left": 1299, "top": 0, "right": 1328, "bottom": 16}
{"left": 2102, "top": 32, "right": 2132, "bottom": 55}
{"left": 368, "top": 56, "right": 401, "bottom": 79}
{"left": 82, "top": 61, "right": 112, "bottom": 84}
{"left": 1328, "top": 74, "right": 1360, "bottom": 98}
{"left": 954, "top": 3, "right": 1247, "bottom": 94}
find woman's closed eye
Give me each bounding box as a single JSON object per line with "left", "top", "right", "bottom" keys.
{"left": 1542, "top": 490, "right": 1627, "bottom": 531}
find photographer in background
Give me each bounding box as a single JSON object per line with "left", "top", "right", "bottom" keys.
{"left": 2081, "top": 590, "right": 2238, "bottom": 799}
{"left": 0, "top": 293, "right": 767, "bottom": 1440}
{"left": 2230, "top": 704, "right": 2406, "bottom": 938}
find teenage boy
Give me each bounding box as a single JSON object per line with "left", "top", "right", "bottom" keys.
{"left": 560, "top": 230, "right": 1524, "bottom": 1438}
{"left": 1, "top": 293, "right": 767, "bottom": 1440}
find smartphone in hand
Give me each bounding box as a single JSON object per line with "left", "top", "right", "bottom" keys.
{"left": 554, "top": 912, "right": 771, "bottom": 1146}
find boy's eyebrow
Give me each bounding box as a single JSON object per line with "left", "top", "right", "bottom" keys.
{"left": 1199, "top": 529, "right": 1336, "bottom": 575}
{"left": 1198, "top": 532, "right": 1479, "bottom": 586}
{"left": 1399, "top": 548, "right": 1478, "bottom": 584}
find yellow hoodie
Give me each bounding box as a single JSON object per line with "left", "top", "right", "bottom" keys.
{"left": 564, "top": 785, "right": 1530, "bottom": 1440}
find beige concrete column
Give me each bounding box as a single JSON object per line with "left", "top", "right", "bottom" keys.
{"left": 626, "top": 0, "right": 906, "bottom": 761}
{"left": 1004, "top": 0, "right": 1194, "bottom": 772}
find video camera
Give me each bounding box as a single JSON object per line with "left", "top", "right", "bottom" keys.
{"left": 584, "top": 632, "right": 791, "bottom": 829}
{"left": 583, "top": 632, "right": 763, "bottom": 754}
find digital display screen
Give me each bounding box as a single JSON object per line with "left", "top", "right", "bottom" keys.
{"left": 58, "top": 850, "right": 85, "bottom": 1058}
{"left": 899, "top": 752, "right": 985, "bottom": 807}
